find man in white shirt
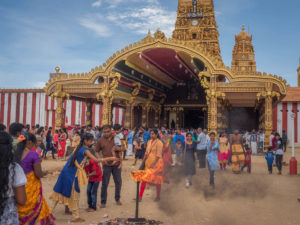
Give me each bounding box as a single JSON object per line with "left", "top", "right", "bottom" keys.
{"left": 197, "top": 128, "right": 207, "bottom": 168}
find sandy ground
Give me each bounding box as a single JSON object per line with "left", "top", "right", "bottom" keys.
{"left": 41, "top": 148, "right": 300, "bottom": 225}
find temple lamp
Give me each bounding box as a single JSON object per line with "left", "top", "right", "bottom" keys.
{"left": 290, "top": 113, "right": 297, "bottom": 175}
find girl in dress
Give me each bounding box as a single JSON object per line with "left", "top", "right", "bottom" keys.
{"left": 218, "top": 132, "right": 230, "bottom": 170}
{"left": 133, "top": 132, "right": 145, "bottom": 166}
{"left": 0, "top": 131, "right": 27, "bottom": 225}
{"left": 183, "top": 133, "right": 197, "bottom": 188}
{"left": 58, "top": 128, "right": 67, "bottom": 159}
{"left": 50, "top": 133, "right": 116, "bottom": 223}
{"left": 14, "top": 133, "right": 55, "bottom": 225}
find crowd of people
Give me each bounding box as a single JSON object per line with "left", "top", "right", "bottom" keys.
{"left": 0, "top": 121, "right": 289, "bottom": 224}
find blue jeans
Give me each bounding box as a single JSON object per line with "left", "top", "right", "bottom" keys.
{"left": 87, "top": 181, "right": 100, "bottom": 210}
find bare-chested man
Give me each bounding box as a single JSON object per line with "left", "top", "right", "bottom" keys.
{"left": 230, "top": 130, "right": 245, "bottom": 174}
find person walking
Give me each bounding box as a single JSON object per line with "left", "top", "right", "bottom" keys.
{"left": 184, "top": 133, "right": 197, "bottom": 188}
{"left": 274, "top": 133, "right": 284, "bottom": 175}
{"left": 207, "top": 132, "right": 220, "bottom": 187}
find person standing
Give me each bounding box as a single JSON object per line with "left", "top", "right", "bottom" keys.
{"left": 184, "top": 133, "right": 197, "bottom": 188}
{"left": 207, "top": 132, "right": 220, "bottom": 187}
{"left": 95, "top": 125, "right": 123, "bottom": 208}
{"left": 257, "top": 129, "right": 265, "bottom": 154}
{"left": 0, "top": 131, "right": 27, "bottom": 225}
{"left": 274, "top": 133, "right": 284, "bottom": 175}
{"left": 196, "top": 128, "right": 207, "bottom": 168}
{"left": 218, "top": 132, "right": 230, "bottom": 170}
{"left": 14, "top": 133, "right": 55, "bottom": 224}
{"left": 265, "top": 147, "right": 274, "bottom": 174}
{"left": 126, "top": 129, "right": 134, "bottom": 156}
{"left": 9, "top": 122, "right": 24, "bottom": 154}
{"left": 250, "top": 129, "right": 258, "bottom": 155}
{"left": 230, "top": 130, "right": 245, "bottom": 174}
{"left": 282, "top": 130, "right": 288, "bottom": 152}
{"left": 132, "top": 129, "right": 164, "bottom": 202}
{"left": 84, "top": 159, "right": 103, "bottom": 212}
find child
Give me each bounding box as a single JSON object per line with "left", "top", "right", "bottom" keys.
{"left": 133, "top": 133, "right": 145, "bottom": 166}
{"left": 175, "top": 139, "right": 183, "bottom": 166}
{"left": 265, "top": 146, "right": 274, "bottom": 174}
{"left": 51, "top": 133, "right": 117, "bottom": 223}
{"left": 112, "top": 124, "right": 124, "bottom": 168}
{"left": 84, "top": 159, "right": 102, "bottom": 212}
{"left": 241, "top": 146, "right": 252, "bottom": 173}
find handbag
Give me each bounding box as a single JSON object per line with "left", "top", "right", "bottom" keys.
{"left": 139, "top": 139, "right": 157, "bottom": 170}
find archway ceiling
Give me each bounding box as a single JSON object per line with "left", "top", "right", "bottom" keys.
{"left": 123, "top": 48, "right": 201, "bottom": 88}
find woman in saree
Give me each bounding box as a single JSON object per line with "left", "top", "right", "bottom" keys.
{"left": 58, "top": 128, "right": 67, "bottom": 159}
{"left": 131, "top": 129, "right": 164, "bottom": 202}
{"left": 14, "top": 133, "right": 55, "bottom": 225}
{"left": 218, "top": 132, "right": 230, "bottom": 170}
{"left": 50, "top": 133, "right": 116, "bottom": 223}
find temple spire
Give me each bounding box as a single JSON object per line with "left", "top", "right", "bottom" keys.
{"left": 231, "top": 25, "right": 256, "bottom": 74}
{"left": 172, "top": 0, "right": 222, "bottom": 62}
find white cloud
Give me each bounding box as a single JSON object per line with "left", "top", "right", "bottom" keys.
{"left": 92, "top": 0, "right": 102, "bottom": 7}
{"left": 81, "top": 1, "right": 176, "bottom": 37}
{"left": 32, "top": 81, "right": 45, "bottom": 88}
{"left": 79, "top": 16, "right": 112, "bottom": 37}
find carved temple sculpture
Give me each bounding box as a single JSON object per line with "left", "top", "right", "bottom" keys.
{"left": 44, "top": 0, "right": 289, "bottom": 149}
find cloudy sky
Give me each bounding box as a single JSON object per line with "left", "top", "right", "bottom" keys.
{"left": 0, "top": 0, "right": 299, "bottom": 88}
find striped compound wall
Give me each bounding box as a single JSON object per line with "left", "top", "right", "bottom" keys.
{"left": 0, "top": 90, "right": 125, "bottom": 129}
{"left": 0, "top": 90, "right": 299, "bottom": 144}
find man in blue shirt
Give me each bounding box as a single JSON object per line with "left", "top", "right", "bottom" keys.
{"left": 143, "top": 128, "right": 151, "bottom": 145}
{"left": 126, "top": 130, "right": 133, "bottom": 156}
{"left": 196, "top": 128, "right": 207, "bottom": 168}
{"left": 173, "top": 130, "right": 185, "bottom": 148}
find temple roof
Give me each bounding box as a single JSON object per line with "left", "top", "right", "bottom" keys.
{"left": 281, "top": 87, "right": 300, "bottom": 102}
{"left": 235, "top": 25, "right": 252, "bottom": 41}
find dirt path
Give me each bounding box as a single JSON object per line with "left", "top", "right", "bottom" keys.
{"left": 41, "top": 148, "right": 300, "bottom": 225}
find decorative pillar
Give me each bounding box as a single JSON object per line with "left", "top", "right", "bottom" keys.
{"left": 86, "top": 101, "right": 93, "bottom": 126}
{"left": 124, "top": 102, "right": 134, "bottom": 129}
{"left": 55, "top": 97, "right": 65, "bottom": 130}
{"left": 264, "top": 95, "right": 273, "bottom": 148}
{"left": 257, "top": 83, "right": 280, "bottom": 150}
{"left": 51, "top": 84, "right": 70, "bottom": 130}
{"left": 141, "top": 104, "right": 149, "bottom": 128}
{"left": 96, "top": 72, "right": 121, "bottom": 126}
{"left": 101, "top": 97, "right": 113, "bottom": 125}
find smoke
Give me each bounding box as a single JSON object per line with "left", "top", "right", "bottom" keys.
{"left": 157, "top": 166, "right": 272, "bottom": 217}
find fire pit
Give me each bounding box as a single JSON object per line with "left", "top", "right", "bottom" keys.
{"left": 99, "top": 182, "right": 162, "bottom": 225}
{"left": 98, "top": 218, "right": 162, "bottom": 225}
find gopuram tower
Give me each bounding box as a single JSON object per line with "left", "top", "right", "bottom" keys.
{"left": 172, "top": 0, "right": 222, "bottom": 63}
{"left": 231, "top": 25, "right": 257, "bottom": 74}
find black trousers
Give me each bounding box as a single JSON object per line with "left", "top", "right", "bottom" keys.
{"left": 283, "top": 142, "right": 287, "bottom": 152}
{"left": 101, "top": 165, "right": 122, "bottom": 204}
{"left": 267, "top": 164, "right": 273, "bottom": 173}
{"left": 276, "top": 155, "right": 283, "bottom": 172}
{"left": 197, "top": 150, "right": 207, "bottom": 168}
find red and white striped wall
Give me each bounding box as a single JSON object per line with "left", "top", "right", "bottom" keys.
{"left": 0, "top": 90, "right": 125, "bottom": 129}
{"left": 273, "top": 102, "right": 300, "bottom": 144}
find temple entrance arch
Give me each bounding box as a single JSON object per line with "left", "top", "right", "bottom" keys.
{"left": 112, "top": 45, "right": 211, "bottom": 130}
